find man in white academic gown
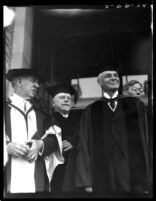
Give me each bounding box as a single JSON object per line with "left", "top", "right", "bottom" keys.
{"left": 4, "top": 68, "right": 63, "bottom": 193}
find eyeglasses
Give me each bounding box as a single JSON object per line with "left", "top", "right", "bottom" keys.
{"left": 131, "top": 87, "right": 143, "bottom": 93}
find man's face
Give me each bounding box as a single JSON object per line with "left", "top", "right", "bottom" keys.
{"left": 127, "top": 83, "right": 143, "bottom": 97}
{"left": 52, "top": 93, "right": 72, "bottom": 114}
{"left": 99, "top": 71, "right": 120, "bottom": 91}
{"left": 19, "top": 76, "right": 39, "bottom": 99}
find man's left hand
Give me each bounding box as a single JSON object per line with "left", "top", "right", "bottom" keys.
{"left": 62, "top": 140, "right": 73, "bottom": 152}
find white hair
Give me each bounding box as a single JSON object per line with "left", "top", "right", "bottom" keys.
{"left": 97, "top": 72, "right": 106, "bottom": 87}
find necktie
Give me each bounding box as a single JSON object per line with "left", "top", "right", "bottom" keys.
{"left": 109, "top": 100, "right": 115, "bottom": 109}
{"left": 102, "top": 97, "right": 118, "bottom": 111}
{"left": 107, "top": 99, "right": 117, "bottom": 111}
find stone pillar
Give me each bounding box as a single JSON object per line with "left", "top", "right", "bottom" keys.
{"left": 6, "top": 7, "right": 33, "bottom": 97}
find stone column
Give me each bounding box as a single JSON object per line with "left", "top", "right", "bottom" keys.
{"left": 6, "top": 7, "right": 34, "bottom": 97}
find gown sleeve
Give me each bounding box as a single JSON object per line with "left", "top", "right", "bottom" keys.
{"left": 135, "top": 99, "right": 151, "bottom": 186}
{"left": 75, "top": 106, "right": 93, "bottom": 188}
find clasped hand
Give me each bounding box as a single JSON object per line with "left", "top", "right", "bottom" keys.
{"left": 7, "top": 140, "right": 43, "bottom": 163}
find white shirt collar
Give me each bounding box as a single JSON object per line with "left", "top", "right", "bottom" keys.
{"left": 10, "top": 93, "right": 26, "bottom": 104}
{"left": 10, "top": 93, "right": 32, "bottom": 111}
{"left": 103, "top": 91, "right": 119, "bottom": 99}
{"left": 62, "top": 114, "right": 69, "bottom": 118}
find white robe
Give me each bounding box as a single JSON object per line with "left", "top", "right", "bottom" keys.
{"left": 7, "top": 94, "right": 64, "bottom": 193}
{"left": 9, "top": 94, "right": 37, "bottom": 193}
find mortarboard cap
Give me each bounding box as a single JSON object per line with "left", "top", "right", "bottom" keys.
{"left": 46, "top": 83, "right": 78, "bottom": 103}
{"left": 98, "top": 61, "right": 121, "bottom": 74}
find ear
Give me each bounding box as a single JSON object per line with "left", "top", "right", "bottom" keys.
{"left": 123, "top": 91, "right": 128, "bottom": 95}
{"left": 97, "top": 78, "right": 102, "bottom": 87}
{"left": 16, "top": 77, "right": 22, "bottom": 85}
{"left": 52, "top": 103, "right": 55, "bottom": 107}
{"left": 51, "top": 99, "right": 55, "bottom": 107}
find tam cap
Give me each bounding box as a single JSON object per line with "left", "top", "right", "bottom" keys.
{"left": 6, "top": 68, "right": 46, "bottom": 83}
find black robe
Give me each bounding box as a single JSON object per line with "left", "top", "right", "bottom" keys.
{"left": 49, "top": 110, "right": 82, "bottom": 192}
{"left": 75, "top": 96, "right": 150, "bottom": 194}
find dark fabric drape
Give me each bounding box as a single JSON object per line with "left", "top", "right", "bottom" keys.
{"left": 32, "top": 42, "right": 55, "bottom": 114}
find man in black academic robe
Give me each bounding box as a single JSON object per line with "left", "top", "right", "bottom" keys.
{"left": 46, "top": 83, "right": 81, "bottom": 192}
{"left": 75, "top": 66, "right": 151, "bottom": 195}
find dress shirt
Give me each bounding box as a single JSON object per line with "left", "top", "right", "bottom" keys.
{"left": 62, "top": 113, "right": 69, "bottom": 118}
{"left": 103, "top": 91, "right": 118, "bottom": 111}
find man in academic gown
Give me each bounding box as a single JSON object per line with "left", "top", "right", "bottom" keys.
{"left": 75, "top": 65, "right": 150, "bottom": 195}
{"left": 46, "top": 83, "right": 81, "bottom": 192}
{"left": 4, "top": 68, "right": 58, "bottom": 193}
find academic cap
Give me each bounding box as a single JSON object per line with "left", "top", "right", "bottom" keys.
{"left": 97, "top": 62, "right": 122, "bottom": 87}
{"left": 98, "top": 62, "right": 121, "bottom": 74}
{"left": 46, "top": 83, "right": 78, "bottom": 103}
{"left": 5, "top": 68, "right": 46, "bottom": 83}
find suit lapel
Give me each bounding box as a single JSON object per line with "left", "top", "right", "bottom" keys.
{"left": 113, "top": 101, "right": 123, "bottom": 120}
{"left": 101, "top": 97, "right": 129, "bottom": 159}
{"left": 92, "top": 99, "right": 129, "bottom": 160}
{"left": 99, "top": 99, "right": 114, "bottom": 118}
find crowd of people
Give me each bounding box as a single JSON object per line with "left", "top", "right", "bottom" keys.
{"left": 4, "top": 66, "right": 152, "bottom": 197}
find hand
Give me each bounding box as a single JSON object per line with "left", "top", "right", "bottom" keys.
{"left": 85, "top": 187, "right": 93, "bottom": 193}
{"left": 62, "top": 140, "right": 73, "bottom": 152}
{"left": 25, "top": 140, "right": 43, "bottom": 162}
{"left": 7, "top": 142, "right": 29, "bottom": 158}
